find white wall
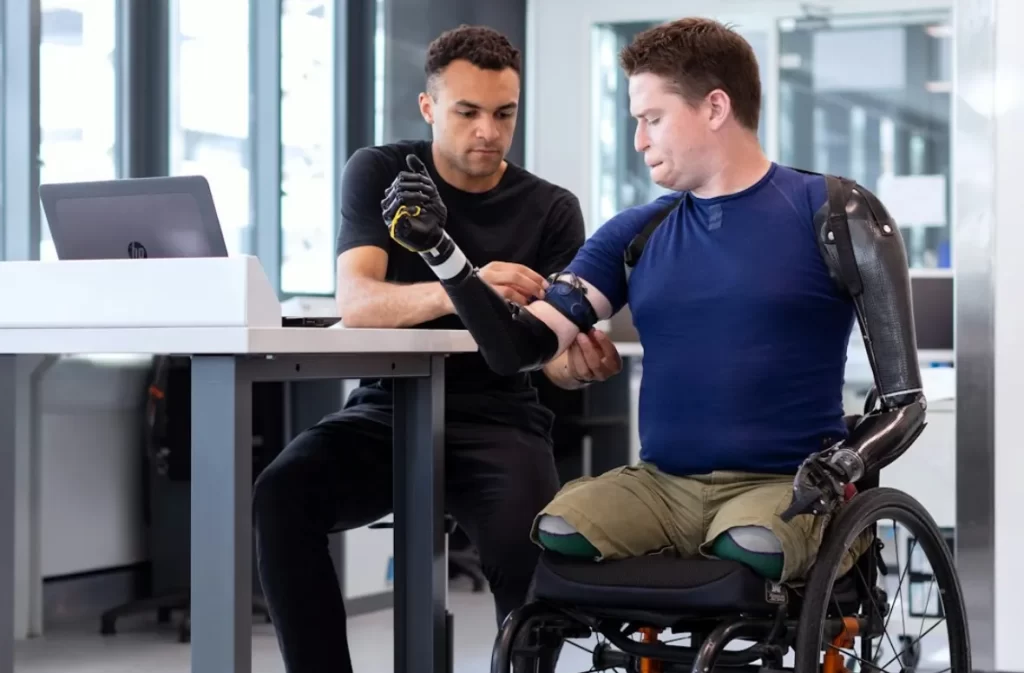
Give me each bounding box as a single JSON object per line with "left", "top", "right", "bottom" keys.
{"left": 38, "top": 357, "right": 150, "bottom": 578}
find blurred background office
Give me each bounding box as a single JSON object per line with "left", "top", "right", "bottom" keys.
{"left": 0, "top": 0, "right": 1010, "bottom": 670}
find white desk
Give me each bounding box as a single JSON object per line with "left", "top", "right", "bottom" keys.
{"left": 0, "top": 257, "right": 477, "bottom": 673}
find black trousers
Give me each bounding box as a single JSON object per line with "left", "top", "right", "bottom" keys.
{"left": 252, "top": 408, "right": 560, "bottom": 673}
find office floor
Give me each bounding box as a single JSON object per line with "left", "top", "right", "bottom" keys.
{"left": 13, "top": 581, "right": 952, "bottom": 672}
{"left": 13, "top": 583, "right": 598, "bottom": 673}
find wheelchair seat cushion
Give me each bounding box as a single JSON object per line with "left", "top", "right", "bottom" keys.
{"left": 533, "top": 551, "right": 789, "bottom": 615}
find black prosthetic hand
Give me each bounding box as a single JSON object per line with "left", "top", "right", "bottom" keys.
{"left": 383, "top": 155, "right": 559, "bottom": 375}
{"left": 780, "top": 447, "right": 855, "bottom": 522}
{"left": 381, "top": 157, "right": 448, "bottom": 235}
{"left": 780, "top": 393, "right": 928, "bottom": 522}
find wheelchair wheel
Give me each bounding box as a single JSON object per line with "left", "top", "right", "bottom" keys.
{"left": 794, "top": 487, "right": 970, "bottom": 673}
{"left": 493, "top": 601, "right": 646, "bottom": 673}
{"left": 491, "top": 602, "right": 564, "bottom": 673}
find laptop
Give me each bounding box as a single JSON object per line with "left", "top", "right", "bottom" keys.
{"left": 39, "top": 175, "right": 229, "bottom": 261}
{"left": 38, "top": 175, "right": 341, "bottom": 328}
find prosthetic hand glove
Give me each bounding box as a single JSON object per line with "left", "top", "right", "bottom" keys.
{"left": 383, "top": 155, "right": 588, "bottom": 376}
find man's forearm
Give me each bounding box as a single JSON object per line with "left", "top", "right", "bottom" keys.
{"left": 338, "top": 277, "right": 453, "bottom": 328}
{"left": 543, "top": 351, "right": 587, "bottom": 390}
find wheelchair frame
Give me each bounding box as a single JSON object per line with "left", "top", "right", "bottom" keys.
{"left": 490, "top": 395, "right": 971, "bottom": 673}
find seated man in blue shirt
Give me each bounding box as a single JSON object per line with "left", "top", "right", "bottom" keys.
{"left": 380, "top": 17, "right": 925, "bottom": 583}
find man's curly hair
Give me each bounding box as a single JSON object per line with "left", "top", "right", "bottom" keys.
{"left": 425, "top": 25, "right": 521, "bottom": 93}
{"left": 619, "top": 17, "right": 761, "bottom": 132}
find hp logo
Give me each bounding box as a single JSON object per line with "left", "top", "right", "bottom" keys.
{"left": 127, "top": 241, "right": 148, "bottom": 259}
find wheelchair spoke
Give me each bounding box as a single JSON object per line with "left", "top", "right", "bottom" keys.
{"left": 895, "top": 525, "right": 911, "bottom": 648}
{"left": 662, "top": 634, "right": 691, "bottom": 645}
{"left": 874, "top": 533, "right": 917, "bottom": 664}
{"left": 916, "top": 578, "right": 937, "bottom": 643}
{"left": 852, "top": 558, "right": 901, "bottom": 664}
{"left": 878, "top": 618, "right": 945, "bottom": 671}
{"left": 561, "top": 637, "right": 596, "bottom": 656}
{"left": 825, "top": 641, "right": 877, "bottom": 671}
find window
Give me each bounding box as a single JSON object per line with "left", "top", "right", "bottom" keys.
{"left": 778, "top": 10, "right": 952, "bottom": 269}
{"left": 168, "top": 0, "right": 251, "bottom": 256}
{"left": 39, "top": 0, "right": 119, "bottom": 261}
{"left": 374, "top": 0, "right": 386, "bottom": 145}
{"left": 280, "top": 0, "right": 335, "bottom": 296}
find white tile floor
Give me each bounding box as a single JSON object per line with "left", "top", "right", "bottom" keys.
{"left": 12, "top": 585, "right": 598, "bottom": 673}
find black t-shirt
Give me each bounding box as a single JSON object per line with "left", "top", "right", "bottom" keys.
{"left": 335, "top": 139, "right": 585, "bottom": 437}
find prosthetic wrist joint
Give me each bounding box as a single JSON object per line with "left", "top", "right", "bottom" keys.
{"left": 534, "top": 271, "right": 599, "bottom": 334}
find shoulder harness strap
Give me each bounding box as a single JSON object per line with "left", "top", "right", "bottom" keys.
{"left": 788, "top": 166, "right": 864, "bottom": 296}
{"left": 822, "top": 173, "right": 864, "bottom": 297}
{"left": 623, "top": 194, "right": 686, "bottom": 280}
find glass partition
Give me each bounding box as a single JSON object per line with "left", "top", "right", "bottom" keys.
{"left": 39, "top": 0, "right": 119, "bottom": 261}
{"left": 778, "top": 10, "right": 952, "bottom": 269}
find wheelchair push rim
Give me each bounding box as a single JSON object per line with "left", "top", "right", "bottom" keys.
{"left": 794, "top": 487, "right": 970, "bottom": 673}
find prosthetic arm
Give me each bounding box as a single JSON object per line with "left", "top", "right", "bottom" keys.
{"left": 382, "top": 155, "right": 600, "bottom": 376}
{"left": 781, "top": 177, "right": 927, "bottom": 521}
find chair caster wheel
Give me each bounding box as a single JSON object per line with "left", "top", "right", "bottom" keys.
{"left": 178, "top": 616, "right": 191, "bottom": 644}
{"left": 100, "top": 617, "right": 116, "bottom": 636}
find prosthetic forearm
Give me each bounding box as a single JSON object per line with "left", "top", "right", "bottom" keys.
{"left": 426, "top": 230, "right": 560, "bottom": 376}
{"left": 387, "top": 196, "right": 598, "bottom": 376}
{"left": 783, "top": 178, "right": 927, "bottom": 520}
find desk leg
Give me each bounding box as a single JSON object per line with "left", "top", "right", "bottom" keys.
{"left": 0, "top": 356, "right": 14, "bottom": 673}
{"left": 393, "top": 355, "right": 446, "bottom": 673}
{"left": 190, "top": 356, "right": 253, "bottom": 673}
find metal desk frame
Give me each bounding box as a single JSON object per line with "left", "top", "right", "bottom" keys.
{"left": 1, "top": 351, "right": 450, "bottom": 673}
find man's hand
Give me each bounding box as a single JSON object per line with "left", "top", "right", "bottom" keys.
{"left": 382, "top": 155, "right": 448, "bottom": 252}
{"left": 479, "top": 262, "right": 549, "bottom": 306}
{"left": 543, "top": 329, "right": 622, "bottom": 389}
{"left": 567, "top": 329, "right": 623, "bottom": 384}
{"left": 434, "top": 261, "right": 548, "bottom": 316}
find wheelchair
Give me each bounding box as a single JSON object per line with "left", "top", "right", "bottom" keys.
{"left": 491, "top": 391, "right": 971, "bottom": 673}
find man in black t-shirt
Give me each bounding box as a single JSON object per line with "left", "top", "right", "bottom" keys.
{"left": 252, "top": 25, "right": 623, "bottom": 672}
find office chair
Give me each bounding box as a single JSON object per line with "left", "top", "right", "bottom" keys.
{"left": 447, "top": 525, "right": 487, "bottom": 592}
